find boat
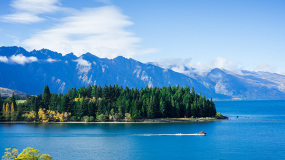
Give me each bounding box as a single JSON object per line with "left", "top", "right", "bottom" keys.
{"left": 196, "top": 131, "right": 206, "bottom": 136}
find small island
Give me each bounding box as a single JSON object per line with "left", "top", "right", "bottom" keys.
{"left": 0, "top": 85, "right": 224, "bottom": 123}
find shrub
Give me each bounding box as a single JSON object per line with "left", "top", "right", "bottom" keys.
{"left": 125, "top": 113, "right": 132, "bottom": 122}
{"left": 89, "top": 116, "right": 95, "bottom": 122}
{"left": 215, "top": 112, "right": 223, "bottom": 119}
{"left": 83, "top": 116, "right": 89, "bottom": 122}
{"left": 97, "top": 114, "right": 106, "bottom": 122}
{"left": 70, "top": 116, "right": 77, "bottom": 121}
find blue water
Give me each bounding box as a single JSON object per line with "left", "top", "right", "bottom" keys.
{"left": 1, "top": 100, "right": 285, "bottom": 160}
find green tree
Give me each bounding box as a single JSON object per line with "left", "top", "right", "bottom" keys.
{"left": 42, "top": 85, "right": 51, "bottom": 109}
{"left": 11, "top": 93, "right": 16, "bottom": 105}
{"left": 50, "top": 93, "right": 58, "bottom": 111}
{"left": 0, "top": 94, "right": 3, "bottom": 116}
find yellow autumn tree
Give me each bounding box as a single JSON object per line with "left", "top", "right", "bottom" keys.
{"left": 2, "top": 148, "right": 18, "bottom": 160}
{"left": 11, "top": 103, "right": 15, "bottom": 121}
{"left": 2, "top": 147, "right": 53, "bottom": 160}
{"left": 25, "top": 111, "right": 37, "bottom": 122}
{"left": 17, "top": 147, "right": 52, "bottom": 160}
{"left": 40, "top": 154, "right": 53, "bottom": 160}
{"left": 64, "top": 112, "right": 71, "bottom": 120}
{"left": 38, "top": 108, "right": 49, "bottom": 123}
{"left": 48, "top": 110, "right": 58, "bottom": 122}
{"left": 56, "top": 111, "right": 62, "bottom": 121}
{"left": 5, "top": 103, "right": 10, "bottom": 120}
{"left": 17, "top": 147, "right": 41, "bottom": 159}
{"left": 58, "top": 112, "right": 66, "bottom": 122}
{"left": 125, "top": 113, "right": 132, "bottom": 122}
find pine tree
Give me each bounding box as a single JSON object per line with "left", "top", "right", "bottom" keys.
{"left": 50, "top": 94, "right": 58, "bottom": 111}
{"left": 2, "top": 103, "right": 5, "bottom": 118}
{"left": 11, "top": 92, "right": 16, "bottom": 104}
{"left": 160, "top": 97, "right": 166, "bottom": 117}
{"left": 42, "top": 85, "right": 51, "bottom": 109}
{"left": 0, "top": 94, "right": 3, "bottom": 115}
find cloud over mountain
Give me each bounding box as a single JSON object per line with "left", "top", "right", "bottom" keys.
{"left": 0, "top": 56, "right": 9, "bottom": 63}
{"left": 9, "top": 54, "right": 38, "bottom": 65}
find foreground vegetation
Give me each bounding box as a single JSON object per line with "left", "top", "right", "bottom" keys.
{"left": 0, "top": 85, "right": 217, "bottom": 122}
{"left": 2, "top": 147, "right": 52, "bottom": 160}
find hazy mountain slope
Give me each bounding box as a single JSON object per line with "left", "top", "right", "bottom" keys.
{"left": 151, "top": 61, "right": 285, "bottom": 100}
{"left": 0, "top": 87, "right": 26, "bottom": 98}
{"left": 203, "top": 68, "right": 285, "bottom": 100}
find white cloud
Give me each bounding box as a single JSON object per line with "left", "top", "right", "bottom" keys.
{"left": 194, "top": 57, "right": 241, "bottom": 74}
{"left": 22, "top": 6, "right": 154, "bottom": 58}
{"left": 11, "top": 0, "right": 60, "bottom": 14}
{"left": 9, "top": 54, "right": 38, "bottom": 65}
{"left": 0, "top": 56, "right": 9, "bottom": 63}
{"left": 1, "top": 0, "right": 60, "bottom": 23}
{"left": 154, "top": 57, "right": 192, "bottom": 74}
{"left": 2, "top": 13, "right": 43, "bottom": 24}
{"left": 155, "top": 57, "right": 285, "bottom": 76}
{"left": 74, "top": 57, "right": 92, "bottom": 74}
{"left": 212, "top": 57, "right": 240, "bottom": 71}
{"left": 255, "top": 63, "right": 284, "bottom": 75}
{"left": 47, "top": 58, "right": 59, "bottom": 63}
{"left": 154, "top": 57, "right": 243, "bottom": 76}
{"left": 73, "top": 57, "right": 91, "bottom": 67}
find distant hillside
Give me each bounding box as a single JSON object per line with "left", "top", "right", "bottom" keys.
{"left": 0, "top": 46, "right": 285, "bottom": 100}
{"left": 0, "top": 87, "right": 27, "bottom": 98}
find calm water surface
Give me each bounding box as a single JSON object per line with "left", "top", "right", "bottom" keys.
{"left": 1, "top": 100, "right": 285, "bottom": 160}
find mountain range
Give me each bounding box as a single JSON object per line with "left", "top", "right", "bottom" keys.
{"left": 0, "top": 46, "right": 285, "bottom": 100}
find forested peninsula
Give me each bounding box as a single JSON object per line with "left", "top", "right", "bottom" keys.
{"left": 0, "top": 85, "right": 220, "bottom": 123}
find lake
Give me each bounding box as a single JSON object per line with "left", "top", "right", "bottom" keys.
{"left": 1, "top": 100, "right": 285, "bottom": 160}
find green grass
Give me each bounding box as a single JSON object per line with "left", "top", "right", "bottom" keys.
{"left": 16, "top": 100, "right": 26, "bottom": 104}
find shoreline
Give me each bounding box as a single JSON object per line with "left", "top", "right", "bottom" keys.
{"left": 0, "top": 117, "right": 228, "bottom": 124}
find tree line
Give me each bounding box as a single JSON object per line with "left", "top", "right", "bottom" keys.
{"left": 0, "top": 84, "right": 216, "bottom": 122}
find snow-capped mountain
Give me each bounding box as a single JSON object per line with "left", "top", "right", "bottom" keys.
{"left": 0, "top": 46, "right": 285, "bottom": 100}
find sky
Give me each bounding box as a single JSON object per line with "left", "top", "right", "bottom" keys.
{"left": 0, "top": 0, "right": 284, "bottom": 74}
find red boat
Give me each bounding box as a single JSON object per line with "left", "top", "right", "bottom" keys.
{"left": 197, "top": 131, "right": 206, "bottom": 136}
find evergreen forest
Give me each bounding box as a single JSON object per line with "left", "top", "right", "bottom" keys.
{"left": 0, "top": 85, "right": 216, "bottom": 122}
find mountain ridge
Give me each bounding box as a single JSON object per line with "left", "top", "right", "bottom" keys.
{"left": 0, "top": 46, "right": 284, "bottom": 100}
{"left": 0, "top": 87, "right": 26, "bottom": 98}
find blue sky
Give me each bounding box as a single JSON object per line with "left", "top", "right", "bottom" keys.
{"left": 0, "top": 0, "right": 284, "bottom": 74}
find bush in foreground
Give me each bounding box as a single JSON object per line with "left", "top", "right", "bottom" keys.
{"left": 2, "top": 147, "right": 52, "bottom": 160}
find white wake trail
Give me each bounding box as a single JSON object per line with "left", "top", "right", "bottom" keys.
{"left": 134, "top": 133, "right": 202, "bottom": 136}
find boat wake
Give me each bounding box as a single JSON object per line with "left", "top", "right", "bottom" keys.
{"left": 133, "top": 133, "right": 203, "bottom": 136}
